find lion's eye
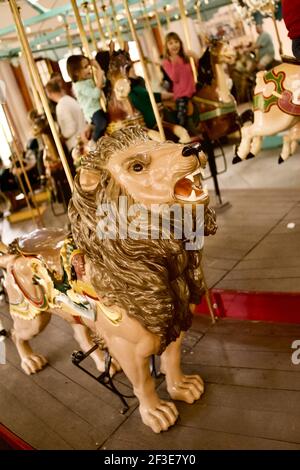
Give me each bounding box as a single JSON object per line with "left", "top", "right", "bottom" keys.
{"left": 132, "top": 163, "right": 144, "bottom": 172}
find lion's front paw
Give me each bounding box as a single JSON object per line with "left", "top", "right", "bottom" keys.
{"left": 139, "top": 400, "right": 179, "bottom": 433}
{"left": 21, "top": 354, "right": 48, "bottom": 375}
{"left": 167, "top": 374, "right": 204, "bottom": 403}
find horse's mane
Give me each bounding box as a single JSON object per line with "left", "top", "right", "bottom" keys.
{"left": 197, "top": 47, "right": 214, "bottom": 89}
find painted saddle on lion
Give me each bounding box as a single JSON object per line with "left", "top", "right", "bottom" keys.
{"left": 0, "top": 126, "right": 217, "bottom": 433}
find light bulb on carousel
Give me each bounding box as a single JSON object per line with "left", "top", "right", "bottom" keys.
{"left": 233, "top": 0, "right": 278, "bottom": 18}
{"left": 246, "top": 0, "right": 275, "bottom": 13}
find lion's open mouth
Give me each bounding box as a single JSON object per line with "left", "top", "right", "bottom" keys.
{"left": 174, "top": 168, "right": 208, "bottom": 202}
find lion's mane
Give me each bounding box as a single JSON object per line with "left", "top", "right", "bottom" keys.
{"left": 69, "top": 127, "right": 216, "bottom": 352}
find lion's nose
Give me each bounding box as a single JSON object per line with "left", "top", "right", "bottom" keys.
{"left": 182, "top": 143, "right": 203, "bottom": 157}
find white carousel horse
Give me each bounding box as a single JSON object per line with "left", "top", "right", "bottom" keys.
{"left": 233, "top": 60, "right": 300, "bottom": 164}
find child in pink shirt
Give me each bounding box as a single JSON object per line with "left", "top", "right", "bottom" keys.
{"left": 162, "top": 32, "right": 198, "bottom": 127}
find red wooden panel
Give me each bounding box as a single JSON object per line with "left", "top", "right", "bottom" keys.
{"left": 0, "top": 422, "right": 34, "bottom": 450}
{"left": 196, "top": 290, "right": 300, "bottom": 324}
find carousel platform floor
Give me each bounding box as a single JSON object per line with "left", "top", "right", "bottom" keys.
{"left": 1, "top": 311, "right": 300, "bottom": 450}
{"left": 203, "top": 140, "right": 300, "bottom": 293}
{"left": 0, "top": 141, "right": 299, "bottom": 450}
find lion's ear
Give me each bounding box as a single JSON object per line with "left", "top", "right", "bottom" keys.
{"left": 79, "top": 169, "right": 100, "bottom": 192}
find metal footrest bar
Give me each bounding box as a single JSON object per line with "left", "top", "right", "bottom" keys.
{"left": 71, "top": 346, "right": 161, "bottom": 414}
{"left": 149, "top": 354, "right": 163, "bottom": 378}
{"left": 71, "top": 344, "right": 134, "bottom": 414}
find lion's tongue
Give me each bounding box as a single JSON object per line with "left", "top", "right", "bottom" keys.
{"left": 174, "top": 177, "right": 203, "bottom": 198}
{"left": 174, "top": 177, "right": 192, "bottom": 197}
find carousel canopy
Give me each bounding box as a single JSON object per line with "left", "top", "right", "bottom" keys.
{"left": 0, "top": 0, "right": 232, "bottom": 58}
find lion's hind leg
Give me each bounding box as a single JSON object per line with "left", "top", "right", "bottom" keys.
{"left": 11, "top": 312, "right": 50, "bottom": 375}
{"left": 160, "top": 332, "right": 204, "bottom": 404}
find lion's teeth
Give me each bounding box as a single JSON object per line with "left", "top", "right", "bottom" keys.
{"left": 191, "top": 168, "right": 200, "bottom": 177}
{"left": 185, "top": 168, "right": 202, "bottom": 181}
{"left": 175, "top": 187, "right": 208, "bottom": 202}
{"left": 184, "top": 190, "right": 197, "bottom": 201}
{"left": 190, "top": 190, "right": 197, "bottom": 201}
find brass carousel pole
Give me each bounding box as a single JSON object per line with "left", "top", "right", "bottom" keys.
{"left": 82, "top": 1, "right": 98, "bottom": 52}
{"left": 9, "top": 0, "right": 73, "bottom": 192}
{"left": 163, "top": 5, "right": 171, "bottom": 31}
{"left": 19, "top": 49, "right": 43, "bottom": 114}
{"left": 178, "top": 0, "right": 198, "bottom": 83}
{"left": 140, "top": 0, "right": 153, "bottom": 36}
{"left": 200, "top": 264, "right": 216, "bottom": 324}
{"left": 91, "top": 0, "right": 106, "bottom": 44}
{"left": 65, "top": 19, "right": 74, "bottom": 53}
{"left": 109, "top": 0, "right": 123, "bottom": 47}
{"left": 70, "top": 0, "right": 91, "bottom": 57}
{"left": 139, "top": 0, "right": 161, "bottom": 83}
{"left": 124, "top": 0, "right": 165, "bottom": 141}
{"left": 71, "top": 0, "right": 106, "bottom": 110}
{"left": 100, "top": 1, "right": 113, "bottom": 41}
{"left": 0, "top": 110, "right": 38, "bottom": 226}
{"left": 28, "top": 73, "right": 43, "bottom": 115}
{"left": 195, "top": 0, "right": 202, "bottom": 23}
{"left": 1, "top": 102, "right": 44, "bottom": 226}
{"left": 179, "top": 0, "right": 214, "bottom": 324}
{"left": 153, "top": 0, "right": 164, "bottom": 41}
{"left": 271, "top": 9, "right": 283, "bottom": 58}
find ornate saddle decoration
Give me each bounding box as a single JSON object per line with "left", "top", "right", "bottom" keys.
{"left": 7, "top": 233, "right": 97, "bottom": 322}
{"left": 254, "top": 69, "right": 300, "bottom": 116}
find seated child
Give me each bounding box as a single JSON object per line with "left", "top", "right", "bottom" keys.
{"left": 67, "top": 55, "right": 107, "bottom": 143}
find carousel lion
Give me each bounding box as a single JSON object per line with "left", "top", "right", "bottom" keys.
{"left": 0, "top": 127, "right": 217, "bottom": 433}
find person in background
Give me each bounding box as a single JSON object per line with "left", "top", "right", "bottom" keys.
{"left": 282, "top": 0, "right": 300, "bottom": 60}
{"left": 162, "top": 32, "right": 198, "bottom": 127}
{"left": 26, "top": 138, "right": 45, "bottom": 179}
{"left": 216, "top": 25, "right": 226, "bottom": 40}
{"left": 66, "top": 55, "right": 107, "bottom": 144}
{"left": 254, "top": 23, "right": 275, "bottom": 70}
{"left": 95, "top": 50, "right": 111, "bottom": 98}
{"left": 45, "top": 77, "right": 87, "bottom": 156}
{"left": 127, "top": 65, "right": 173, "bottom": 129}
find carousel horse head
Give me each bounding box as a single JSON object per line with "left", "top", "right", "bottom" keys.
{"left": 193, "top": 39, "right": 239, "bottom": 141}
{"left": 105, "top": 42, "right": 193, "bottom": 144}
{"left": 197, "top": 39, "right": 236, "bottom": 89}
{"left": 107, "top": 40, "right": 133, "bottom": 99}
{"left": 106, "top": 43, "right": 145, "bottom": 133}
{"left": 107, "top": 41, "right": 132, "bottom": 83}
{"left": 210, "top": 40, "right": 236, "bottom": 65}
